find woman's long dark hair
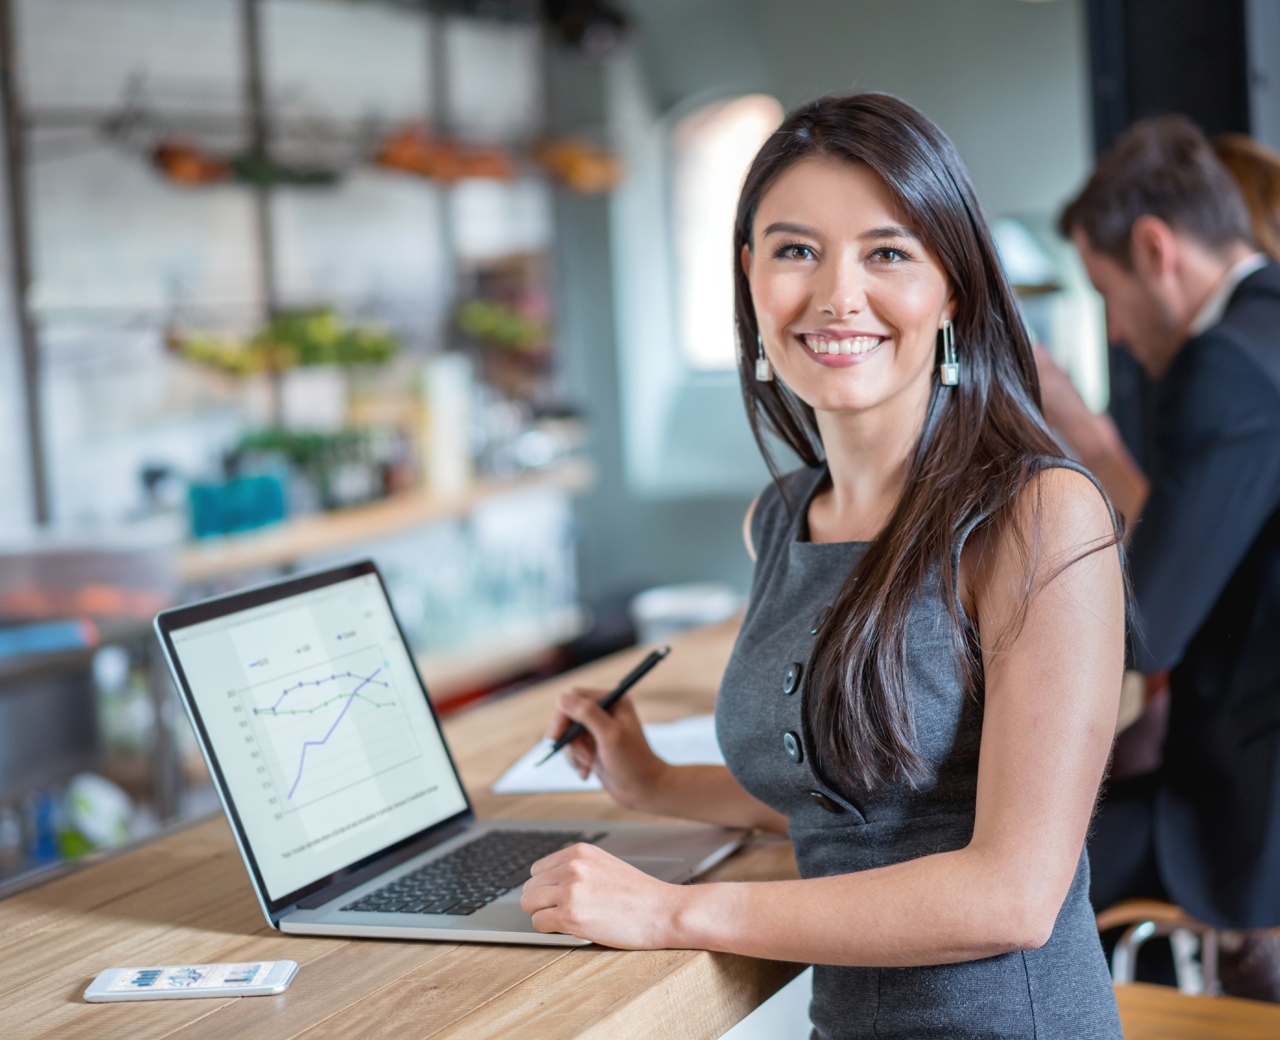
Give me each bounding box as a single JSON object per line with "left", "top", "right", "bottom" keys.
{"left": 734, "top": 93, "right": 1120, "bottom": 792}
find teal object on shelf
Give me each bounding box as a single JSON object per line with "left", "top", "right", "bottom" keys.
{"left": 0, "top": 619, "right": 98, "bottom": 660}
{"left": 189, "top": 475, "right": 286, "bottom": 538}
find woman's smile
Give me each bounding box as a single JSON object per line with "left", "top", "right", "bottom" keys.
{"left": 798, "top": 331, "right": 888, "bottom": 366}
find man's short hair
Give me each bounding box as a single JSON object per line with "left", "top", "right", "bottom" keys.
{"left": 1058, "top": 115, "right": 1254, "bottom": 266}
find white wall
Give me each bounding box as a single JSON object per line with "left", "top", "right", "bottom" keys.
{"left": 622, "top": 0, "right": 1092, "bottom": 219}
{"left": 755, "top": 0, "right": 1092, "bottom": 218}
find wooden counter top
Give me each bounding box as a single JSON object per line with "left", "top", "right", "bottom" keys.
{"left": 0, "top": 617, "right": 805, "bottom": 1040}
{"left": 8, "top": 613, "right": 1266, "bottom": 1039}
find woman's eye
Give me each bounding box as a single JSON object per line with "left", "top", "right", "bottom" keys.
{"left": 869, "top": 247, "right": 910, "bottom": 264}
{"left": 775, "top": 243, "right": 816, "bottom": 261}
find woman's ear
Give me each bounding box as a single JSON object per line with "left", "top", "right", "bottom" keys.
{"left": 741, "top": 242, "right": 753, "bottom": 278}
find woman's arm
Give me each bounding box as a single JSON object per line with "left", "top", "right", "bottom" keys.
{"left": 538, "top": 489, "right": 786, "bottom": 835}
{"left": 548, "top": 688, "right": 789, "bottom": 833}
{"left": 523, "top": 469, "right": 1123, "bottom": 964}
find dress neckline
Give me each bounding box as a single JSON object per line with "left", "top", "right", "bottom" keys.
{"left": 795, "top": 464, "right": 871, "bottom": 547}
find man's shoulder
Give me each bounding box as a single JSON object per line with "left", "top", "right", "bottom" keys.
{"left": 1163, "top": 308, "right": 1280, "bottom": 447}
{"left": 1177, "top": 262, "right": 1280, "bottom": 389}
{"left": 1205, "top": 260, "right": 1280, "bottom": 379}
{"left": 1231, "top": 257, "right": 1280, "bottom": 303}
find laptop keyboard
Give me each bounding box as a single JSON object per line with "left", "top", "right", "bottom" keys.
{"left": 340, "top": 829, "right": 590, "bottom": 917}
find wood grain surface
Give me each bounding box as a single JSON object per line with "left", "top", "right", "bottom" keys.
{"left": 1115, "top": 982, "right": 1280, "bottom": 1039}
{"left": 5, "top": 615, "right": 1274, "bottom": 1039}
{"left": 0, "top": 617, "right": 806, "bottom": 1040}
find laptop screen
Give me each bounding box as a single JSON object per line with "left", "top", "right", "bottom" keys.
{"left": 165, "top": 569, "right": 469, "bottom": 904}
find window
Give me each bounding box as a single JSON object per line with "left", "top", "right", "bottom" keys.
{"left": 671, "top": 94, "right": 783, "bottom": 370}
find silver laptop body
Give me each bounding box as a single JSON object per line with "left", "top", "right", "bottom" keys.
{"left": 155, "top": 561, "right": 745, "bottom": 946}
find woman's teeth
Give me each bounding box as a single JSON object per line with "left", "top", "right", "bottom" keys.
{"left": 804, "top": 335, "right": 882, "bottom": 355}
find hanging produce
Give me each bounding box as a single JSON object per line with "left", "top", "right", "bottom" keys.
{"left": 152, "top": 142, "right": 232, "bottom": 185}
{"left": 172, "top": 309, "right": 398, "bottom": 376}
{"left": 456, "top": 298, "right": 549, "bottom": 355}
{"left": 531, "top": 137, "right": 624, "bottom": 193}
{"left": 375, "top": 126, "right": 517, "bottom": 182}
{"left": 151, "top": 140, "right": 340, "bottom": 188}
{"left": 151, "top": 129, "right": 622, "bottom": 194}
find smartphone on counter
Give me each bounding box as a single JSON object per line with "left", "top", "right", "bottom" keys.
{"left": 84, "top": 960, "right": 298, "bottom": 1002}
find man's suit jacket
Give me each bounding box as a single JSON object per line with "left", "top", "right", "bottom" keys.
{"left": 1130, "top": 260, "right": 1280, "bottom": 928}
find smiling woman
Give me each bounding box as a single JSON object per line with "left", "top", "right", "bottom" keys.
{"left": 526, "top": 93, "right": 1126, "bottom": 1040}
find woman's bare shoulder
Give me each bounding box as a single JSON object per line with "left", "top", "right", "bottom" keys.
{"left": 1018, "top": 465, "right": 1116, "bottom": 550}
{"left": 961, "top": 465, "right": 1118, "bottom": 619}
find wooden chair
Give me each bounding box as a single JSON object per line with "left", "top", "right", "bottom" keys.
{"left": 1096, "top": 899, "right": 1220, "bottom": 994}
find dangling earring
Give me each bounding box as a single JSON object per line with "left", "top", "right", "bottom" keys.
{"left": 939, "top": 319, "right": 958, "bottom": 386}
{"left": 755, "top": 333, "right": 773, "bottom": 382}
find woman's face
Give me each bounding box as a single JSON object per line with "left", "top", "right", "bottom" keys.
{"left": 744, "top": 156, "right": 953, "bottom": 418}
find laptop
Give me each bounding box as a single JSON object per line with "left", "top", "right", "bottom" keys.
{"left": 154, "top": 560, "right": 747, "bottom": 946}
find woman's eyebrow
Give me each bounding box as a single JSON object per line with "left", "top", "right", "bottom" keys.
{"left": 761, "top": 221, "right": 820, "bottom": 237}
{"left": 862, "top": 224, "right": 920, "bottom": 241}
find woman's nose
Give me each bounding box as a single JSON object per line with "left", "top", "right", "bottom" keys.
{"left": 817, "top": 252, "right": 867, "bottom": 317}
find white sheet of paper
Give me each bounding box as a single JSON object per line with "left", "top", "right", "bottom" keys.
{"left": 490, "top": 714, "right": 724, "bottom": 794}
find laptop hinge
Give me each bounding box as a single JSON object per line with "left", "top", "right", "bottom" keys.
{"left": 293, "top": 817, "right": 473, "bottom": 910}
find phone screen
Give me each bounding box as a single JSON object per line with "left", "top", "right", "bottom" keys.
{"left": 106, "top": 962, "right": 275, "bottom": 993}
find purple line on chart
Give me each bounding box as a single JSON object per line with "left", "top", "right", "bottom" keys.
{"left": 253, "top": 666, "right": 388, "bottom": 799}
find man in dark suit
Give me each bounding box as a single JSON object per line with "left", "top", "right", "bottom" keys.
{"left": 1043, "top": 115, "right": 1280, "bottom": 997}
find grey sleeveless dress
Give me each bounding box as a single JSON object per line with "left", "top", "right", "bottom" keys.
{"left": 716, "top": 464, "right": 1122, "bottom": 1040}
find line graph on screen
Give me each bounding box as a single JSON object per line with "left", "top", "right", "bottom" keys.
{"left": 240, "top": 645, "right": 422, "bottom": 812}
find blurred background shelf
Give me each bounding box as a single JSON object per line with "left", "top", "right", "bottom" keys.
{"left": 417, "top": 603, "right": 585, "bottom": 704}
{"left": 177, "top": 457, "right": 594, "bottom": 582}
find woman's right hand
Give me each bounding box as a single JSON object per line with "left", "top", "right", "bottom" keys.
{"left": 547, "top": 688, "right": 670, "bottom": 809}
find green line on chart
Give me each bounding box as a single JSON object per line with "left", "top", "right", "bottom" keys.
{"left": 259, "top": 693, "right": 395, "bottom": 716}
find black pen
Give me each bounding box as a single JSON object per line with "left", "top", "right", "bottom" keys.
{"left": 536, "top": 646, "right": 671, "bottom": 766}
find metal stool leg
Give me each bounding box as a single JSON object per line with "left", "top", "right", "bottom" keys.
{"left": 1111, "top": 919, "right": 1220, "bottom": 995}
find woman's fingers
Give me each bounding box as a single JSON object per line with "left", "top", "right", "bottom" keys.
{"left": 553, "top": 689, "right": 623, "bottom": 778}
{"left": 519, "top": 843, "right": 679, "bottom": 947}
{"left": 556, "top": 689, "right": 622, "bottom": 739}
{"left": 530, "top": 907, "right": 567, "bottom": 934}
{"left": 542, "top": 680, "right": 665, "bottom": 802}
{"left": 530, "top": 843, "right": 585, "bottom": 874}
{"left": 520, "top": 845, "right": 586, "bottom": 916}
{"left": 545, "top": 692, "right": 606, "bottom": 777}
{"left": 568, "top": 743, "right": 592, "bottom": 778}
{"left": 521, "top": 844, "right": 602, "bottom": 913}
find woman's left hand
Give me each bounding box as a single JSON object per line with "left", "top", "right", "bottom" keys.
{"left": 520, "top": 842, "right": 686, "bottom": 948}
